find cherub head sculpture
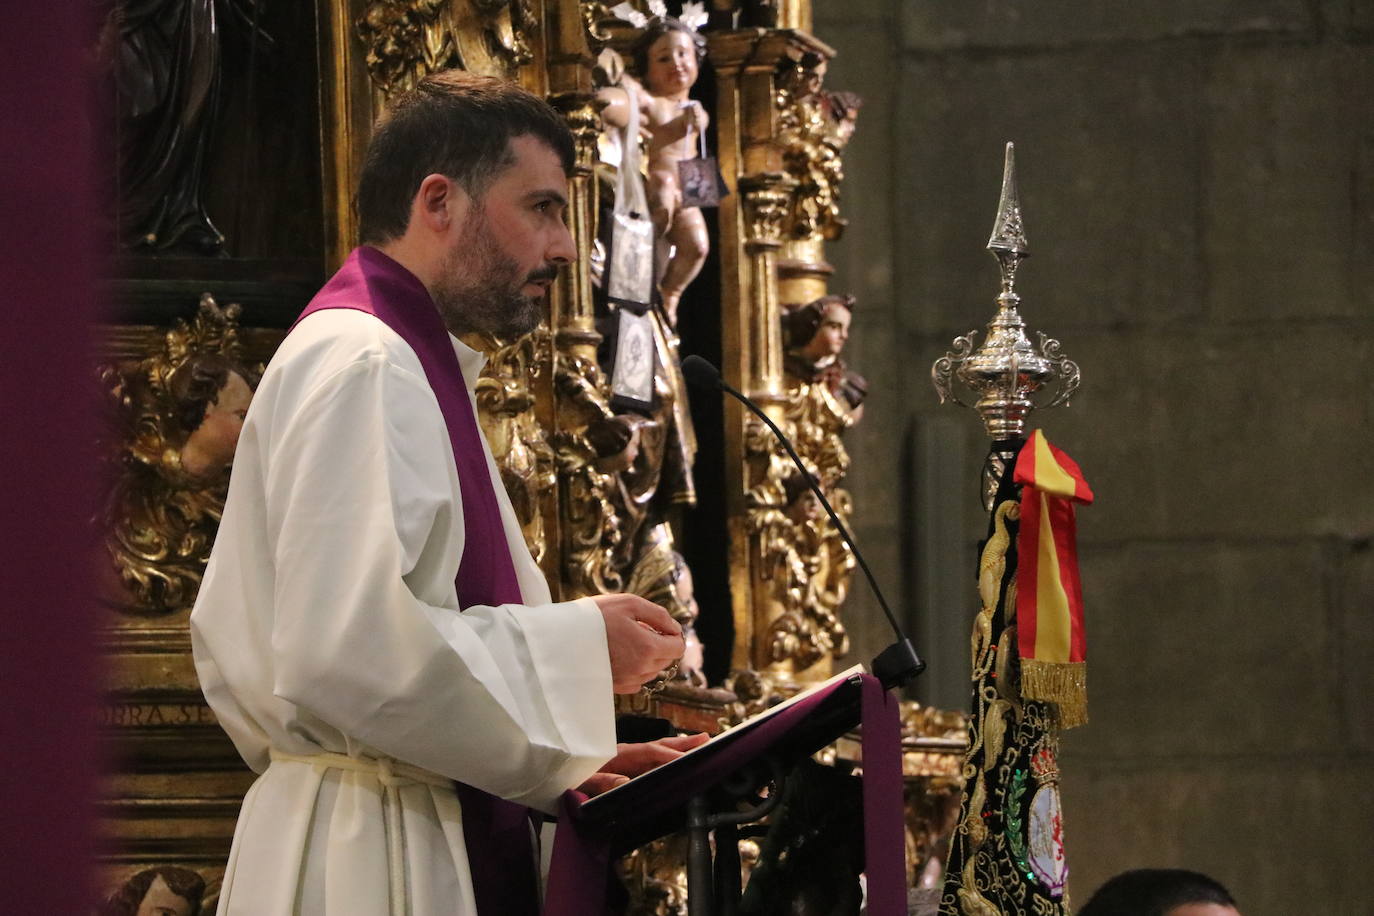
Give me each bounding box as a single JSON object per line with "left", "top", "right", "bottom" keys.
{"left": 100, "top": 866, "right": 206, "bottom": 916}
{"left": 100, "top": 294, "right": 256, "bottom": 614}
{"left": 111, "top": 294, "right": 254, "bottom": 484}
{"left": 165, "top": 352, "right": 253, "bottom": 480}
{"left": 783, "top": 293, "right": 855, "bottom": 364}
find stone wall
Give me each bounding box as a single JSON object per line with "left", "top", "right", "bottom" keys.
{"left": 818, "top": 1, "right": 1374, "bottom": 911}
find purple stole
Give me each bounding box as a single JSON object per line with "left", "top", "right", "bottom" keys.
{"left": 293, "top": 246, "right": 540, "bottom": 916}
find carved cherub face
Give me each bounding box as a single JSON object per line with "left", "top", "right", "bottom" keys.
{"left": 798, "top": 58, "right": 827, "bottom": 100}
{"left": 180, "top": 370, "right": 251, "bottom": 479}
{"left": 134, "top": 874, "right": 196, "bottom": 916}
{"left": 644, "top": 29, "right": 699, "bottom": 98}
{"left": 802, "top": 301, "right": 851, "bottom": 361}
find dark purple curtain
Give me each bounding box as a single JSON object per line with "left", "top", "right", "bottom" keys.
{"left": 0, "top": 7, "right": 101, "bottom": 911}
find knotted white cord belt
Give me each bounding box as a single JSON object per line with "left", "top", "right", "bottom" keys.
{"left": 269, "top": 749, "right": 453, "bottom": 916}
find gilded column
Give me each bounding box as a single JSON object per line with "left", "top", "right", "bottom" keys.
{"left": 708, "top": 28, "right": 829, "bottom": 685}
{"left": 738, "top": 174, "right": 794, "bottom": 409}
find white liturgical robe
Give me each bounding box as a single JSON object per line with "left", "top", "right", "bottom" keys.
{"left": 190, "top": 310, "right": 616, "bottom": 914}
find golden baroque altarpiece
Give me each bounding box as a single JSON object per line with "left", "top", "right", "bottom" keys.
{"left": 96, "top": 0, "right": 965, "bottom": 910}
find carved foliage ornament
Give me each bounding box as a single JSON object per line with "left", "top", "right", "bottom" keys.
{"left": 473, "top": 0, "right": 536, "bottom": 67}
{"left": 760, "top": 381, "right": 857, "bottom": 673}
{"left": 357, "top": 0, "right": 460, "bottom": 96}
{"left": 740, "top": 175, "right": 795, "bottom": 249}
{"left": 356, "top": 0, "right": 539, "bottom": 94}
{"left": 740, "top": 417, "right": 845, "bottom": 674}
{"left": 554, "top": 350, "right": 626, "bottom": 596}
{"left": 474, "top": 329, "right": 557, "bottom": 565}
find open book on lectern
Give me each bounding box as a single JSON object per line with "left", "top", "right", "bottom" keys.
{"left": 575, "top": 664, "right": 868, "bottom": 848}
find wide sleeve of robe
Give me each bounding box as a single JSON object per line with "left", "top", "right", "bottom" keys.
{"left": 191, "top": 310, "right": 616, "bottom": 815}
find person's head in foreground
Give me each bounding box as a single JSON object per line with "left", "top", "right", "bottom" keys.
{"left": 1078, "top": 868, "right": 1241, "bottom": 916}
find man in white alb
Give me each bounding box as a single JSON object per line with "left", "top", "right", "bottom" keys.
{"left": 191, "top": 71, "right": 705, "bottom": 915}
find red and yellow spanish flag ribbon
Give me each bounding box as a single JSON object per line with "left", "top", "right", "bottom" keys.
{"left": 1013, "top": 431, "right": 1094, "bottom": 728}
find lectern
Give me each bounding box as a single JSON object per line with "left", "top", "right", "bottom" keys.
{"left": 544, "top": 672, "right": 907, "bottom": 916}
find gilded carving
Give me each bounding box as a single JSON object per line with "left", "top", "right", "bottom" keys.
{"left": 473, "top": 0, "right": 538, "bottom": 68}
{"left": 356, "top": 0, "right": 461, "bottom": 96}
{"left": 553, "top": 350, "right": 630, "bottom": 595}
{"left": 739, "top": 174, "right": 794, "bottom": 249}
{"left": 99, "top": 295, "right": 255, "bottom": 615}
{"left": 774, "top": 50, "right": 860, "bottom": 242}
{"left": 549, "top": 92, "right": 609, "bottom": 171}
{"left": 354, "top": 0, "right": 542, "bottom": 92}
{"left": 474, "top": 329, "right": 557, "bottom": 565}
{"left": 745, "top": 294, "right": 868, "bottom": 678}
{"left": 579, "top": 0, "right": 618, "bottom": 47}
{"left": 617, "top": 834, "right": 690, "bottom": 916}
{"left": 741, "top": 417, "right": 824, "bottom": 677}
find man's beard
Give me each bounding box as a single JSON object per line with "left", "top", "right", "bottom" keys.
{"left": 431, "top": 212, "right": 556, "bottom": 341}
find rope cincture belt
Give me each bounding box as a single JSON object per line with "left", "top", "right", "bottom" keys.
{"left": 268, "top": 749, "right": 453, "bottom": 916}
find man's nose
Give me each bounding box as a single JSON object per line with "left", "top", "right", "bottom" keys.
{"left": 548, "top": 221, "right": 576, "bottom": 266}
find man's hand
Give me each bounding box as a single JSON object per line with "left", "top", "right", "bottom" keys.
{"left": 577, "top": 734, "right": 712, "bottom": 797}
{"left": 590, "top": 594, "right": 686, "bottom": 693}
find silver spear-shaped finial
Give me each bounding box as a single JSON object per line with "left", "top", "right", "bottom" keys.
{"left": 931, "top": 143, "right": 1081, "bottom": 507}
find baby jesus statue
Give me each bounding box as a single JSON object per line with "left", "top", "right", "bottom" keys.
{"left": 601, "top": 2, "right": 712, "bottom": 327}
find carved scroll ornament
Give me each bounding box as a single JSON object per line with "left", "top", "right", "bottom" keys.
{"left": 474, "top": 329, "right": 558, "bottom": 565}
{"left": 554, "top": 350, "right": 629, "bottom": 596}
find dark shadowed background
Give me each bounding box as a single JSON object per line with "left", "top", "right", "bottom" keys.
{"left": 822, "top": 2, "right": 1374, "bottom": 912}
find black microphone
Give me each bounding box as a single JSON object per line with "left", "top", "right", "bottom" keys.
{"left": 680, "top": 355, "right": 926, "bottom": 689}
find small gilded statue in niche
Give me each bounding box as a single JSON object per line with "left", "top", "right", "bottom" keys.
{"left": 776, "top": 50, "right": 863, "bottom": 243}
{"left": 99, "top": 294, "right": 256, "bottom": 615}
{"left": 98, "top": 865, "right": 207, "bottom": 916}
{"left": 599, "top": 1, "right": 712, "bottom": 327}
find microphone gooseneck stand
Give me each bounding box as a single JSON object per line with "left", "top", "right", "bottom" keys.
{"left": 681, "top": 354, "right": 926, "bottom": 690}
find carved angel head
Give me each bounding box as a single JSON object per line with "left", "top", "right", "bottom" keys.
{"left": 114, "top": 295, "right": 254, "bottom": 484}
{"left": 783, "top": 294, "right": 855, "bottom": 363}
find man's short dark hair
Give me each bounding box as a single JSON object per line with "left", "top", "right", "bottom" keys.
{"left": 356, "top": 71, "right": 576, "bottom": 245}
{"left": 1079, "top": 868, "right": 1237, "bottom": 916}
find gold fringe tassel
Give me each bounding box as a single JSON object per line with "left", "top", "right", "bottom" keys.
{"left": 1021, "top": 660, "right": 1088, "bottom": 729}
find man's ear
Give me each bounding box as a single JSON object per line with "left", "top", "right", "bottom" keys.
{"left": 413, "top": 173, "right": 469, "bottom": 234}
